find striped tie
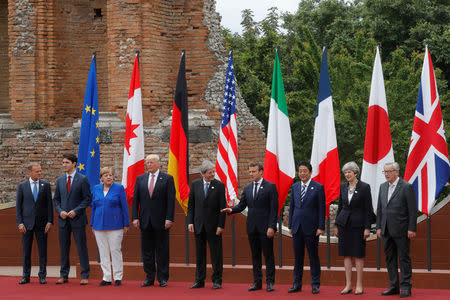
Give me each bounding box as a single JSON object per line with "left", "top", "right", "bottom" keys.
{"left": 301, "top": 184, "right": 306, "bottom": 202}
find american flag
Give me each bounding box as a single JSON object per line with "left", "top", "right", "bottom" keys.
{"left": 215, "top": 51, "right": 238, "bottom": 207}
{"left": 404, "top": 46, "right": 450, "bottom": 215}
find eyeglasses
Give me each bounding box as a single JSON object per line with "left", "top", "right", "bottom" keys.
{"left": 382, "top": 170, "right": 396, "bottom": 174}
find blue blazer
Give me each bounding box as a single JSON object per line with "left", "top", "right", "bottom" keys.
{"left": 289, "top": 179, "right": 325, "bottom": 235}
{"left": 16, "top": 179, "right": 53, "bottom": 230}
{"left": 90, "top": 182, "right": 130, "bottom": 230}
{"left": 54, "top": 172, "right": 91, "bottom": 228}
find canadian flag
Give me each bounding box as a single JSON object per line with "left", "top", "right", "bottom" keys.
{"left": 361, "top": 45, "right": 394, "bottom": 213}
{"left": 122, "top": 54, "right": 145, "bottom": 204}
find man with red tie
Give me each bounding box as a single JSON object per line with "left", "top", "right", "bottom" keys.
{"left": 54, "top": 154, "right": 91, "bottom": 285}
{"left": 132, "top": 154, "right": 175, "bottom": 288}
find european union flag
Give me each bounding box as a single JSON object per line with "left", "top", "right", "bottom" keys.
{"left": 77, "top": 55, "right": 100, "bottom": 191}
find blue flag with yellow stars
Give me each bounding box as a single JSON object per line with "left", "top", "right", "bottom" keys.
{"left": 77, "top": 55, "right": 100, "bottom": 191}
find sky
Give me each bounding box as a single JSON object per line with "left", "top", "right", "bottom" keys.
{"left": 216, "top": 0, "right": 300, "bottom": 34}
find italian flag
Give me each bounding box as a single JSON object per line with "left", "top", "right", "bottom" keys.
{"left": 263, "top": 50, "right": 295, "bottom": 214}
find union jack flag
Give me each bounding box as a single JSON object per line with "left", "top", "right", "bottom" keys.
{"left": 404, "top": 46, "right": 450, "bottom": 215}
{"left": 215, "top": 51, "right": 238, "bottom": 207}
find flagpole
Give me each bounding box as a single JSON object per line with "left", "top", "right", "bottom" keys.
{"left": 427, "top": 215, "right": 431, "bottom": 271}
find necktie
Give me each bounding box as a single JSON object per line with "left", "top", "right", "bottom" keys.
{"left": 388, "top": 184, "right": 395, "bottom": 202}
{"left": 66, "top": 175, "right": 71, "bottom": 193}
{"left": 33, "top": 181, "right": 38, "bottom": 202}
{"left": 204, "top": 182, "right": 209, "bottom": 197}
{"left": 149, "top": 174, "right": 155, "bottom": 197}
{"left": 253, "top": 182, "right": 258, "bottom": 199}
{"left": 301, "top": 184, "right": 306, "bottom": 202}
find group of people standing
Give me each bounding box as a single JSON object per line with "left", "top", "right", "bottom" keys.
{"left": 15, "top": 153, "right": 417, "bottom": 297}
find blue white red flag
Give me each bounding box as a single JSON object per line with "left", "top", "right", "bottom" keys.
{"left": 404, "top": 46, "right": 450, "bottom": 215}
{"left": 215, "top": 51, "right": 238, "bottom": 207}
{"left": 311, "top": 47, "right": 340, "bottom": 218}
{"left": 77, "top": 55, "right": 100, "bottom": 191}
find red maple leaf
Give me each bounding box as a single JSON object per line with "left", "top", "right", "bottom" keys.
{"left": 125, "top": 113, "right": 139, "bottom": 156}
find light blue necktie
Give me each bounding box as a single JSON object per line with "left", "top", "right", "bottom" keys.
{"left": 204, "top": 182, "right": 209, "bottom": 197}
{"left": 33, "top": 181, "right": 38, "bottom": 202}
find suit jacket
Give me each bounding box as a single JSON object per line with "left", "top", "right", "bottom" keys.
{"left": 16, "top": 179, "right": 53, "bottom": 230}
{"left": 187, "top": 178, "right": 226, "bottom": 234}
{"left": 132, "top": 171, "right": 175, "bottom": 231}
{"left": 335, "top": 180, "right": 373, "bottom": 229}
{"left": 231, "top": 179, "right": 278, "bottom": 234}
{"left": 376, "top": 178, "right": 417, "bottom": 238}
{"left": 54, "top": 172, "right": 91, "bottom": 228}
{"left": 289, "top": 180, "right": 325, "bottom": 235}
{"left": 90, "top": 182, "right": 130, "bottom": 230}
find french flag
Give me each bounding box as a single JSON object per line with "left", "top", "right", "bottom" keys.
{"left": 311, "top": 47, "right": 340, "bottom": 218}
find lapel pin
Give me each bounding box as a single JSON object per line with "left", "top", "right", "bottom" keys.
{"left": 211, "top": 186, "right": 215, "bottom": 189}
{"left": 260, "top": 186, "right": 263, "bottom": 189}
{"left": 355, "top": 190, "right": 358, "bottom": 194}
{"left": 311, "top": 187, "right": 314, "bottom": 190}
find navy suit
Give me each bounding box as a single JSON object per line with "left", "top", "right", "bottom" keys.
{"left": 16, "top": 179, "right": 53, "bottom": 279}
{"left": 187, "top": 178, "right": 226, "bottom": 284}
{"left": 54, "top": 172, "right": 91, "bottom": 279}
{"left": 230, "top": 179, "right": 278, "bottom": 284}
{"left": 132, "top": 171, "right": 175, "bottom": 283}
{"left": 288, "top": 180, "right": 325, "bottom": 288}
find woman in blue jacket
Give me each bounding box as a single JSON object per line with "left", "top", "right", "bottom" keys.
{"left": 91, "top": 167, "right": 129, "bottom": 286}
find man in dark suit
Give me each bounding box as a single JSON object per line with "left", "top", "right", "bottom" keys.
{"left": 222, "top": 162, "right": 278, "bottom": 292}
{"left": 54, "top": 153, "right": 91, "bottom": 285}
{"left": 16, "top": 163, "right": 53, "bottom": 285}
{"left": 376, "top": 162, "right": 417, "bottom": 298}
{"left": 288, "top": 161, "right": 325, "bottom": 294}
{"left": 132, "top": 154, "right": 175, "bottom": 288}
{"left": 188, "top": 160, "right": 226, "bottom": 290}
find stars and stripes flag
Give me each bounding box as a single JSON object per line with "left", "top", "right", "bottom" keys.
{"left": 361, "top": 45, "right": 395, "bottom": 213}
{"left": 404, "top": 46, "right": 450, "bottom": 215}
{"left": 122, "top": 53, "right": 145, "bottom": 205}
{"left": 215, "top": 51, "right": 238, "bottom": 207}
{"left": 311, "top": 47, "right": 340, "bottom": 218}
{"left": 77, "top": 54, "right": 100, "bottom": 191}
{"left": 263, "top": 49, "right": 295, "bottom": 214}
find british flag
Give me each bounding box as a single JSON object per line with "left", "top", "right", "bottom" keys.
{"left": 404, "top": 46, "right": 450, "bottom": 215}
{"left": 215, "top": 51, "right": 238, "bottom": 207}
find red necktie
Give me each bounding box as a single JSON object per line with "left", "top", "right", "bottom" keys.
{"left": 149, "top": 174, "right": 155, "bottom": 197}
{"left": 67, "top": 175, "right": 71, "bottom": 193}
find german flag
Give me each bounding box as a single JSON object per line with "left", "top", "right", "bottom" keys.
{"left": 168, "top": 51, "right": 190, "bottom": 215}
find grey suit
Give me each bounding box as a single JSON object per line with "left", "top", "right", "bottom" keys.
{"left": 376, "top": 178, "right": 417, "bottom": 290}
{"left": 54, "top": 172, "right": 91, "bottom": 279}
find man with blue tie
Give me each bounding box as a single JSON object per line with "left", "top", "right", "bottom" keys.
{"left": 222, "top": 162, "right": 278, "bottom": 292}
{"left": 16, "top": 163, "right": 53, "bottom": 284}
{"left": 54, "top": 154, "right": 91, "bottom": 285}
{"left": 288, "top": 161, "right": 325, "bottom": 294}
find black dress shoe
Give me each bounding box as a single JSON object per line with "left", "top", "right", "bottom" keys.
{"left": 99, "top": 280, "right": 112, "bottom": 286}
{"left": 18, "top": 277, "right": 30, "bottom": 285}
{"left": 141, "top": 279, "right": 154, "bottom": 287}
{"left": 381, "top": 286, "right": 400, "bottom": 296}
{"left": 312, "top": 287, "right": 320, "bottom": 294}
{"left": 400, "top": 289, "right": 411, "bottom": 298}
{"left": 114, "top": 280, "right": 121, "bottom": 286}
{"left": 212, "top": 282, "right": 221, "bottom": 289}
{"left": 266, "top": 282, "right": 274, "bottom": 292}
{"left": 39, "top": 278, "right": 47, "bottom": 284}
{"left": 248, "top": 282, "right": 262, "bottom": 291}
{"left": 159, "top": 280, "right": 167, "bottom": 287}
{"left": 288, "top": 285, "right": 301, "bottom": 293}
{"left": 190, "top": 281, "right": 205, "bottom": 289}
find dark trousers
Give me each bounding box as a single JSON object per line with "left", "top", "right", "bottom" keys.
{"left": 22, "top": 227, "right": 47, "bottom": 279}
{"left": 292, "top": 227, "right": 321, "bottom": 287}
{"left": 141, "top": 228, "right": 169, "bottom": 282}
{"left": 382, "top": 228, "right": 412, "bottom": 290}
{"left": 194, "top": 228, "right": 223, "bottom": 284}
{"left": 59, "top": 224, "right": 90, "bottom": 279}
{"left": 248, "top": 231, "right": 275, "bottom": 284}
